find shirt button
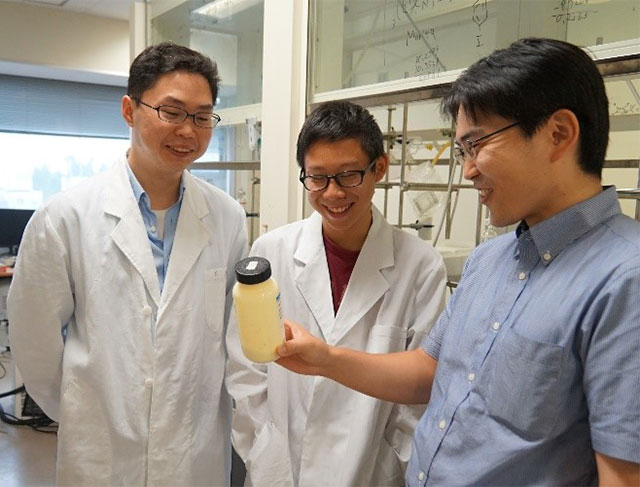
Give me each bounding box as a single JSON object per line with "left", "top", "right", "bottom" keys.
{"left": 518, "top": 271, "right": 527, "bottom": 280}
{"left": 438, "top": 419, "right": 446, "bottom": 430}
{"left": 467, "top": 372, "right": 476, "bottom": 382}
{"left": 142, "top": 306, "right": 152, "bottom": 317}
{"left": 492, "top": 322, "right": 501, "bottom": 331}
{"left": 150, "top": 226, "right": 157, "bottom": 233}
{"left": 418, "top": 471, "right": 425, "bottom": 481}
{"left": 543, "top": 252, "right": 552, "bottom": 261}
{"left": 144, "top": 378, "right": 153, "bottom": 388}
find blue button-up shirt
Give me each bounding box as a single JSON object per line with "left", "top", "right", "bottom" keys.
{"left": 407, "top": 187, "right": 640, "bottom": 486}
{"left": 126, "top": 163, "right": 184, "bottom": 294}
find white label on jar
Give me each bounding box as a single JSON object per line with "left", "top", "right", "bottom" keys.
{"left": 246, "top": 260, "right": 259, "bottom": 271}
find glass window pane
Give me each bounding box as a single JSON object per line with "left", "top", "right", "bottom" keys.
{"left": 196, "top": 123, "right": 260, "bottom": 163}
{"left": 192, "top": 121, "right": 261, "bottom": 243}
{"left": 0, "top": 132, "right": 128, "bottom": 210}
{"left": 149, "top": 0, "right": 264, "bottom": 109}
{"left": 309, "top": 0, "right": 640, "bottom": 96}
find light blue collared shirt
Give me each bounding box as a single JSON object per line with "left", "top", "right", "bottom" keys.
{"left": 407, "top": 186, "right": 640, "bottom": 486}
{"left": 126, "top": 163, "right": 185, "bottom": 294}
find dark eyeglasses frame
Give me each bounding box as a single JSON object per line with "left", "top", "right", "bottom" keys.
{"left": 454, "top": 121, "right": 519, "bottom": 164}
{"left": 299, "top": 159, "right": 378, "bottom": 192}
{"left": 135, "top": 99, "right": 221, "bottom": 129}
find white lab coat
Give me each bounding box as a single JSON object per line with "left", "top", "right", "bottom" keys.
{"left": 226, "top": 207, "right": 447, "bottom": 487}
{"left": 8, "top": 157, "right": 248, "bottom": 486}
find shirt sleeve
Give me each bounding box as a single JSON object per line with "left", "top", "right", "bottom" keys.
{"left": 582, "top": 264, "right": 640, "bottom": 464}
{"left": 7, "top": 208, "right": 73, "bottom": 421}
{"left": 422, "top": 246, "right": 478, "bottom": 360}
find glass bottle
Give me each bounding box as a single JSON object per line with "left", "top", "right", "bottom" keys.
{"left": 480, "top": 212, "right": 498, "bottom": 243}
{"left": 233, "top": 257, "right": 284, "bottom": 363}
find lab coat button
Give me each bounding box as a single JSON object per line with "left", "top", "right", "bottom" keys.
{"left": 142, "top": 306, "right": 152, "bottom": 317}
{"left": 518, "top": 271, "right": 527, "bottom": 280}
{"left": 438, "top": 419, "right": 446, "bottom": 430}
{"left": 492, "top": 322, "right": 500, "bottom": 332}
{"left": 150, "top": 226, "right": 157, "bottom": 233}
{"left": 543, "top": 252, "right": 552, "bottom": 261}
{"left": 144, "top": 378, "right": 153, "bottom": 388}
{"left": 418, "top": 471, "right": 425, "bottom": 481}
{"left": 467, "top": 372, "right": 475, "bottom": 382}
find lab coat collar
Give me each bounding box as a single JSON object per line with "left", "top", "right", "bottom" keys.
{"left": 104, "top": 157, "right": 162, "bottom": 306}
{"left": 160, "top": 171, "right": 210, "bottom": 311}
{"left": 332, "top": 206, "right": 393, "bottom": 344}
{"left": 294, "top": 205, "right": 393, "bottom": 344}
{"left": 294, "top": 211, "right": 335, "bottom": 341}
{"left": 103, "top": 157, "right": 210, "bottom": 310}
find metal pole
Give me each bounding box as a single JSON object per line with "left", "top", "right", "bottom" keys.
{"left": 475, "top": 199, "right": 483, "bottom": 246}
{"left": 397, "top": 102, "right": 409, "bottom": 228}
{"left": 384, "top": 106, "right": 394, "bottom": 218}
{"left": 445, "top": 118, "right": 456, "bottom": 239}
{"left": 636, "top": 159, "right": 640, "bottom": 221}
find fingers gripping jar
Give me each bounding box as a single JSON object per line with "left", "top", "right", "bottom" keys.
{"left": 233, "top": 257, "right": 284, "bottom": 363}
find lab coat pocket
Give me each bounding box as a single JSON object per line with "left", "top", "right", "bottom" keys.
{"left": 57, "top": 379, "right": 111, "bottom": 484}
{"left": 245, "top": 421, "right": 293, "bottom": 487}
{"left": 367, "top": 325, "right": 408, "bottom": 353}
{"left": 371, "top": 437, "right": 405, "bottom": 486}
{"left": 204, "top": 267, "right": 226, "bottom": 337}
{"left": 487, "top": 328, "right": 564, "bottom": 439}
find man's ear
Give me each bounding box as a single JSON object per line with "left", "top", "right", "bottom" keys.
{"left": 547, "top": 109, "right": 580, "bottom": 163}
{"left": 121, "top": 95, "right": 135, "bottom": 127}
{"left": 374, "top": 154, "right": 389, "bottom": 182}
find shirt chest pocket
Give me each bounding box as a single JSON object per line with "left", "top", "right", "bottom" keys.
{"left": 486, "top": 328, "right": 564, "bottom": 440}
{"left": 365, "top": 324, "right": 408, "bottom": 353}
{"left": 204, "top": 267, "right": 227, "bottom": 337}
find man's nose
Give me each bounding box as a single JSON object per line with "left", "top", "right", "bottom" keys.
{"left": 323, "top": 177, "right": 346, "bottom": 197}
{"left": 462, "top": 158, "right": 478, "bottom": 181}
{"left": 175, "top": 118, "right": 197, "bottom": 137}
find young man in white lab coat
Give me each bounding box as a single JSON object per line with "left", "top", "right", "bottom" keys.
{"left": 226, "top": 101, "right": 447, "bottom": 486}
{"left": 8, "top": 43, "right": 248, "bottom": 486}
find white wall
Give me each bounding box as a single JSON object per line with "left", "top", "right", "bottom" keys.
{"left": 258, "top": 0, "right": 307, "bottom": 233}
{"left": 0, "top": 2, "right": 129, "bottom": 77}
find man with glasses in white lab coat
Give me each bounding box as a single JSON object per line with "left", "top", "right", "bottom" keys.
{"left": 226, "top": 101, "right": 447, "bottom": 486}
{"left": 8, "top": 43, "right": 247, "bottom": 486}
{"left": 276, "top": 38, "right": 640, "bottom": 486}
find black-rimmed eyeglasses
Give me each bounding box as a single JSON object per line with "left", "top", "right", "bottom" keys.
{"left": 299, "top": 159, "right": 377, "bottom": 192}
{"left": 454, "top": 122, "right": 519, "bottom": 164}
{"left": 136, "top": 99, "right": 221, "bottom": 129}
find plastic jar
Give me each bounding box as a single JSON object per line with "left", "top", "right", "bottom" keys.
{"left": 233, "top": 256, "right": 284, "bottom": 363}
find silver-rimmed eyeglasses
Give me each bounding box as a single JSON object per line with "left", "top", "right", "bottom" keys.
{"left": 136, "top": 99, "right": 221, "bottom": 128}
{"left": 454, "top": 121, "right": 519, "bottom": 164}
{"left": 299, "top": 159, "right": 377, "bottom": 192}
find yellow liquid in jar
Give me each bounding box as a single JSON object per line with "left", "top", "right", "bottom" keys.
{"left": 233, "top": 278, "right": 284, "bottom": 363}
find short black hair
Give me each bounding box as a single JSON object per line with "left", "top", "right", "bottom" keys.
{"left": 127, "top": 42, "right": 220, "bottom": 104}
{"left": 296, "top": 101, "right": 384, "bottom": 171}
{"left": 441, "top": 37, "right": 609, "bottom": 177}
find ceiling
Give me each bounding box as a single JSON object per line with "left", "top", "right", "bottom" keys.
{"left": 4, "top": 0, "right": 132, "bottom": 21}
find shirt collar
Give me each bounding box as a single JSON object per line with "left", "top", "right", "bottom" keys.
{"left": 516, "top": 186, "right": 621, "bottom": 265}
{"left": 125, "top": 160, "right": 186, "bottom": 209}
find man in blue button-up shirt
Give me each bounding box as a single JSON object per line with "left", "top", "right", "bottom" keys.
{"left": 276, "top": 38, "right": 640, "bottom": 486}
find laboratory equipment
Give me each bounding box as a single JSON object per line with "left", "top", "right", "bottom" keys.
{"left": 0, "top": 209, "right": 34, "bottom": 255}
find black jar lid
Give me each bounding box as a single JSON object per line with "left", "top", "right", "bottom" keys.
{"left": 235, "top": 256, "right": 272, "bottom": 284}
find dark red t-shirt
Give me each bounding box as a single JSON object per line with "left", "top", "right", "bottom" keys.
{"left": 322, "top": 232, "right": 360, "bottom": 314}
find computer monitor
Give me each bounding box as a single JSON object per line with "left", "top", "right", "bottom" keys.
{"left": 0, "top": 209, "right": 35, "bottom": 255}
